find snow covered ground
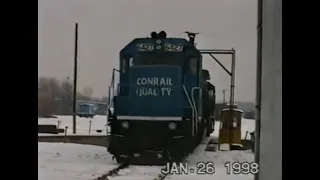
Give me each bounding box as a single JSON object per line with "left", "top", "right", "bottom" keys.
{"left": 38, "top": 143, "right": 117, "bottom": 180}
{"left": 166, "top": 143, "right": 254, "bottom": 180}
{"left": 38, "top": 143, "right": 254, "bottom": 180}
{"left": 105, "top": 144, "right": 254, "bottom": 180}
{"left": 38, "top": 118, "right": 255, "bottom": 180}
{"left": 38, "top": 115, "right": 255, "bottom": 139}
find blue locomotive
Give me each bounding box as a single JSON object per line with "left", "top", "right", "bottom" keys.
{"left": 107, "top": 31, "right": 216, "bottom": 164}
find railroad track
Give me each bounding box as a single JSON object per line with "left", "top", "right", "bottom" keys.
{"left": 94, "top": 150, "right": 188, "bottom": 180}
{"left": 92, "top": 141, "right": 205, "bottom": 180}
{"left": 93, "top": 162, "right": 174, "bottom": 180}
{"left": 93, "top": 163, "right": 129, "bottom": 180}
{"left": 152, "top": 165, "right": 171, "bottom": 180}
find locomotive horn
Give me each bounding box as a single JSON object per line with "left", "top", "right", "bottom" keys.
{"left": 151, "top": 31, "right": 158, "bottom": 38}
{"left": 158, "top": 31, "right": 167, "bottom": 38}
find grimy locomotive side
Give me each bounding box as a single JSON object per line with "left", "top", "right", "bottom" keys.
{"left": 107, "top": 31, "right": 216, "bottom": 164}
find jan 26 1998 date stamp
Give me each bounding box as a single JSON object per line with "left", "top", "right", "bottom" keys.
{"left": 161, "top": 162, "right": 215, "bottom": 175}
{"left": 224, "top": 162, "right": 259, "bottom": 175}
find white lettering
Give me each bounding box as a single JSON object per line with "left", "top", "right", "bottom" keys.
{"left": 161, "top": 88, "right": 166, "bottom": 95}
{"left": 166, "top": 88, "right": 172, "bottom": 96}
{"left": 141, "top": 78, "right": 147, "bottom": 85}
{"left": 136, "top": 87, "right": 159, "bottom": 96}
{"left": 160, "top": 78, "right": 166, "bottom": 85}
{"left": 135, "top": 77, "right": 174, "bottom": 96}
{"left": 137, "top": 78, "right": 142, "bottom": 85}
{"left": 154, "top": 78, "right": 159, "bottom": 85}
{"left": 168, "top": 78, "right": 172, "bottom": 85}
{"left": 136, "top": 77, "right": 173, "bottom": 86}
{"left": 147, "top": 78, "right": 153, "bottom": 85}
{"left": 160, "top": 88, "right": 172, "bottom": 96}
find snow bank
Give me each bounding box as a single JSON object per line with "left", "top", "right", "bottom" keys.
{"left": 38, "top": 142, "right": 116, "bottom": 180}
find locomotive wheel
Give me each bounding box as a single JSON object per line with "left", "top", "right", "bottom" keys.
{"left": 114, "top": 155, "right": 130, "bottom": 164}
{"left": 197, "top": 122, "right": 206, "bottom": 144}
{"left": 185, "top": 137, "right": 194, "bottom": 153}
{"left": 194, "top": 127, "right": 204, "bottom": 148}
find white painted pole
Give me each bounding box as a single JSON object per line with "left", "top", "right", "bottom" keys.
{"left": 257, "top": 0, "right": 282, "bottom": 179}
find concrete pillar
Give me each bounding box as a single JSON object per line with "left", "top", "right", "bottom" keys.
{"left": 259, "top": 0, "right": 282, "bottom": 179}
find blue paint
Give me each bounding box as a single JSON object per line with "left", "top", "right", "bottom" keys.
{"left": 115, "top": 66, "right": 183, "bottom": 117}
{"left": 115, "top": 36, "right": 202, "bottom": 119}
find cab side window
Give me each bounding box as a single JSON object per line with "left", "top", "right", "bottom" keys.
{"left": 208, "top": 89, "right": 215, "bottom": 100}
{"left": 121, "top": 59, "right": 127, "bottom": 74}
{"left": 189, "top": 57, "right": 198, "bottom": 75}
{"left": 129, "top": 57, "right": 134, "bottom": 67}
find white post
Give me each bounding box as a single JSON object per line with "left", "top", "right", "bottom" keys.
{"left": 257, "top": 0, "right": 282, "bottom": 179}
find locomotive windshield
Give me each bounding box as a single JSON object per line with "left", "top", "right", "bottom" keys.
{"left": 122, "top": 52, "right": 200, "bottom": 75}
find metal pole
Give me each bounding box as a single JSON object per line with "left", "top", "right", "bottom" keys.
{"left": 89, "top": 120, "right": 92, "bottom": 134}
{"left": 72, "top": 23, "right": 78, "bottom": 134}
{"left": 222, "top": 89, "right": 226, "bottom": 104}
{"left": 230, "top": 50, "right": 236, "bottom": 108}
{"left": 64, "top": 126, "right": 68, "bottom": 143}
{"left": 228, "top": 50, "right": 236, "bottom": 149}
{"left": 254, "top": 0, "right": 263, "bottom": 179}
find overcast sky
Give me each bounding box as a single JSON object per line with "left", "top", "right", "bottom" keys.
{"left": 38, "top": 0, "right": 257, "bottom": 102}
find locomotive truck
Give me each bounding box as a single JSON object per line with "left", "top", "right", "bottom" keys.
{"left": 107, "top": 31, "right": 216, "bottom": 164}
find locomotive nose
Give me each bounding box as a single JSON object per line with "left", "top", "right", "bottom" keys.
{"left": 128, "top": 66, "right": 183, "bottom": 118}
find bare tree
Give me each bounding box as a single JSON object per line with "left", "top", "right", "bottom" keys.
{"left": 83, "top": 87, "right": 94, "bottom": 97}
{"left": 38, "top": 76, "right": 99, "bottom": 116}
{"left": 38, "top": 77, "right": 56, "bottom": 117}
{"left": 38, "top": 77, "right": 50, "bottom": 93}
{"left": 48, "top": 77, "right": 61, "bottom": 99}
{"left": 60, "top": 80, "right": 73, "bottom": 96}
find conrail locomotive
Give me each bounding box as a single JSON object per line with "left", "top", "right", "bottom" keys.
{"left": 107, "top": 31, "right": 216, "bottom": 164}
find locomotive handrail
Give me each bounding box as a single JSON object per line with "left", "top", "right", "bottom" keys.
{"left": 106, "top": 68, "right": 119, "bottom": 135}
{"left": 182, "top": 85, "right": 195, "bottom": 136}
{"left": 191, "top": 87, "right": 200, "bottom": 134}
{"left": 107, "top": 69, "right": 120, "bottom": 110}
{"left": 182, "top": 85, "right": 195, "bottom": 118}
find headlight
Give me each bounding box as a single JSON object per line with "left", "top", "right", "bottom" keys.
{"left": 168, "top": 122, "right": 177, "bottom": 130}
{"left": 122, "top": 121, "right": 129, "bottom": 129}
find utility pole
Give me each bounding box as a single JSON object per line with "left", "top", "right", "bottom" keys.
{"left": 72, "top": 23, "right": 78, "bottom": 134}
